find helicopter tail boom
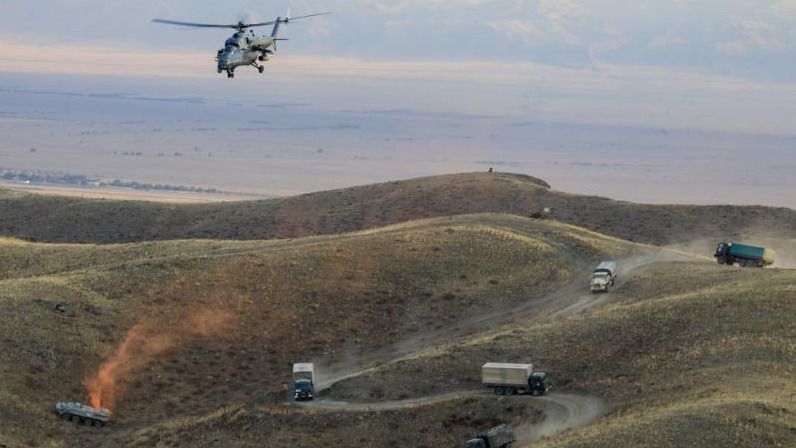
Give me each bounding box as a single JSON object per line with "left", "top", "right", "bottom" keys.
{"left": 271, "top": 18, "right": 282, "bottom": 38}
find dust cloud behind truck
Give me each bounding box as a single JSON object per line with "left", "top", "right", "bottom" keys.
{"left": 481, "top": 362, "right": 551, "bottom": 396}
{"left": 715, "top": 242, "right": 775, "bottom": 268}
{"left": 292, "top": 363, "right": 315, "bottom": 401}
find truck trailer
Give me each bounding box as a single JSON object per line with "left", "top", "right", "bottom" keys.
{"left": 481, "top": 362, "right": 551, "bottom": 396}
{"left": 292, "top": 363, "right": 316, "bottom": 401}
{"left": 590, "top": 261, "right": 617, "bottom": 293}
{"left": 714, "top": 242, "right": 775, "bottom": 268}
{"left": 465, "top": 424, "right": 516, "bottom": 448}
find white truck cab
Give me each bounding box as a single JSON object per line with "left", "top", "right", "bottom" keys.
{"left": 590, "top": 261, "right": 617, "bottom": 293}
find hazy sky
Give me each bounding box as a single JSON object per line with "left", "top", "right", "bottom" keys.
{"left": 1, "top": 1, "right": 796, "bottom": 207}
{"left": 2, "top": 0, "right": 796, "bottom": 82}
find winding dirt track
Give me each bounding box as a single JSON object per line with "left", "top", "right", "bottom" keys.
{"left": 285, "top": 248, "right": 706, "bottom": 445}
{"left": 293, "top": 391, "right": 607, "bottom": 446}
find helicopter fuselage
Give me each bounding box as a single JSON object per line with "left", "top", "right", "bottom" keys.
{"left": 216, "top": 31, "right": 276, "bottom": 76}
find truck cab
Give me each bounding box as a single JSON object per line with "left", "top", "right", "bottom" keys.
{"left": 714, "top": 242, "right": 730, "bottom": 264}
{"left": 529, "top": 372, "right": 551, "bottom": 396}
{"left": 292, "top": 363, "right": 315, "bottom": 401}
{"left": 294, "top": 379, "right": 314, "bottom": 400}
{"left": 466, "top": 439, "right": 489, "bottom": 448}
{"left": 590, "top": 261, "right": 617, "bottom": 293}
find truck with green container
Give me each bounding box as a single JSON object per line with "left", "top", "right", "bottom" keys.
{"left": 714, "top": 242, "right": 775, "bottom": 268}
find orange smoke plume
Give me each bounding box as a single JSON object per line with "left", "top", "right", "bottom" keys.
{"left": 85, "top": 309, "right": 233, "bottom": 411}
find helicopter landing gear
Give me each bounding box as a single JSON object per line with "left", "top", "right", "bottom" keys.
{"left": 252, "top": 62, "right": 265, "bottom": 74}
{"left": 226, "top": 70, "right": 234, "bottom": 79}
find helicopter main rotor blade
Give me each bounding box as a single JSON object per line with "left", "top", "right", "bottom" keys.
{"left": 284, "top": 12, "right": 332, "bottom": 22}
{"left": 152, "top": 11, "right": 329, "bottom": 30}
{"left": 241, "top": 20, "right": 280, "bottom": 28}
{"left": 152, "top": 19, "right": 241, "bottom": 29}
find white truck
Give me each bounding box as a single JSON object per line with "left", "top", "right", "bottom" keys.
{"left": 590, "top": 261, "right": 617, "bottom": 293}
{"left": 292, "top": 363, "right": 316, "bottom": 401}
{"left": 481, "top": 362, "right": 551, "bottom": 396}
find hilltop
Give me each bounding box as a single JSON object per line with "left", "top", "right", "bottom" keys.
{"left": 1, "top": 172, "right": 795, "bottom": 245}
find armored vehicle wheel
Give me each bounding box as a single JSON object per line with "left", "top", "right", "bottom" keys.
{"left": 92, "top": 419, "right": 104, "bottom": 427}
{"left": 494, "top": 387, "right": 504, "bottom": 395}
{"left": 61, "top": 413, "right": 71, "bottom": 420}
{"left": 507, "top": 388, "right": 516, "bottom": 395}
{"left": 70, "top": 415, "right": 81, "bottom": 423}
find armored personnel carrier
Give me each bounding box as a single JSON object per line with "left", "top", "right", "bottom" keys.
{"left": 55, "top": 402, "right": 111, "bottom": 426}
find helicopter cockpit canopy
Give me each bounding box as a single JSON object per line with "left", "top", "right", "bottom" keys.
{"left": 224, "top": 37, "right": 240, "bottom": 48}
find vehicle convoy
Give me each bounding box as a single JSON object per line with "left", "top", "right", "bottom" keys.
{"left": 465, "top": 424, "right": 516, "bottom": 448}
{"left": 714, "top": 242, "right": 776, "bottom": 268}
{"left": 482, "top": 362, "right": 551, "bottom": 396}
{"left": 54, "top": 402, "right": 110, "bottom": 426}
{"left": 293, "top": 363, "right": 316, "bottom": 401}
{"left": 590, "top": 261, "right": 617, "bottom": 293}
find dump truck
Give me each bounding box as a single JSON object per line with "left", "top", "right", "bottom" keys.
{"left": 590, "top": 261, "right": 617, "bottom": 293}
{"left": 482, "top": 362, "right": 551, "bottom": 396}
{"left": 55, "top": 402, "right": 110, "bottom": 427}
{"left": 292, "top": 363, "right": 315, "bottom": 401}
{"left": 715, "top": 242, "right": 776, "bottom": 268}
{"left": 465, "top": 424, "right": 516, "bottom": 448}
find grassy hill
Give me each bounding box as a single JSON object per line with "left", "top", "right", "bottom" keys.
{"left": 0, "top": 214, "right": 637, "bottom": 447}
{"left": 1, "top": 173, "right": 793, "bottom": 448}
{"left": 1, "top": 172, "right": 795, "bottom": 246}
{"left": 320, "top": 262, "right": 796, "bottom": 448}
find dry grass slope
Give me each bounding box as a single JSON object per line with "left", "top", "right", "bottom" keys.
{"left": 326, "top": 262, "right": 796, "bottom": 448}
{"left": 1, "top": 172, "right": 794, "bottom": 245}
{"left": 0, "top": 214, "right": 634, "bottom": 447}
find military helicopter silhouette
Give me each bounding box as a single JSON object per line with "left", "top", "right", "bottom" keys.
{"left": 153, "top": 10, "right": 330, "bottom": 78}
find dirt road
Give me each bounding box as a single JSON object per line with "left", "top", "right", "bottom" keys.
{"left": 280, "top": 249, "right": 709, "bottom": 445}
{"left": 292, "top": 391, "right": 607, "bottom": 445}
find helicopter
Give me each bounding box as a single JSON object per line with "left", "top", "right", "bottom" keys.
{"left": 152, "top": 11, "right": 330, "bottom": 78}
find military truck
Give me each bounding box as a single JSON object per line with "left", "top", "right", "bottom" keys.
{"left": 714, "top": 242, "right": 776, "bottom": 268}
{"left": 482, "top": 362, "right": 551, "bottom": 396}
{"left": 590, "top": 261, "right": 617, "bottom": 293}
{"left": 55, "top": 402, "right": 110, "bottom": 427}
{"left": 293, "top": 363, "right": 316, "bottom": 401}
{"left": 465, "top": 424, "right": 516, "bottom": 448}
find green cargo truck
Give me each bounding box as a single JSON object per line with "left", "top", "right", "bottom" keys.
{"left": 714, "top": 242, "right": 776, "bottom": 268}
